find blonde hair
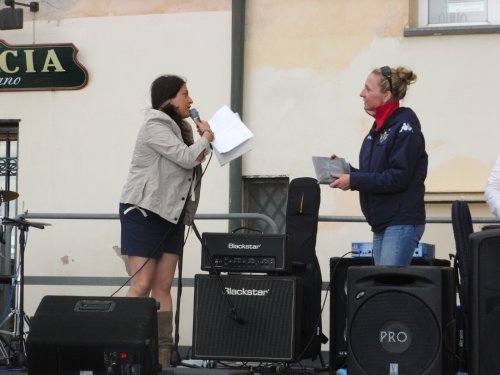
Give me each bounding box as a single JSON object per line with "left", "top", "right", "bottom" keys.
{"left": 374, "top": 66, "right": 417, "bottom": 100}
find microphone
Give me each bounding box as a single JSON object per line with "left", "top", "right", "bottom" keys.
{"left": 189, "top": 108, "right": 200, "bottom": 122}
{"left": 190, "top": 108, "right": 213, "bottom": 147}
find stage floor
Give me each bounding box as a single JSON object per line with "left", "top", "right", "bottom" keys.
{"left": 0, "top": 358, "right": 329, "bottom": 375}
{"left": 0, "top": 367, "right": 327, "bottom": 375}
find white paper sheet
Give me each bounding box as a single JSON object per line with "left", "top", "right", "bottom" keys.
{"left": 209, "top": 105, "right": 254, "bottom": 154}
{"left": 213, "top": 138, "right": 254, "bottom": 166}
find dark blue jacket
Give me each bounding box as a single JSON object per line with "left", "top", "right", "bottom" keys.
{"left": 349, "top": 107, "right": 427, "bottom": 233}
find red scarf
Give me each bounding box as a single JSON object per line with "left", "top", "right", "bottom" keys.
{"left": 369, "top": 101, "right": 400, "bottom": 131}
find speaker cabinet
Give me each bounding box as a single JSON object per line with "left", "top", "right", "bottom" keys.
{"left": 329, "top": 257, "right": 451, "bottom": 371}
{"left": 26, "top": 296, "right": 158, "bottom": 375}
{"left": 469, "top": 228, "right": 500, "bottom": 375}
{"left": 329, "top": 257, "right": 373, "bottom": 370}
{"left": 193, "top": 274, "right": 302, "bottom": 362}
{"left": 346, "top": 266, "right": 456, "bottom": 375}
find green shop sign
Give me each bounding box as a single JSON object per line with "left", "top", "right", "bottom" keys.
{"left": 0, "top": 39, "right": 88, "bottom": 91}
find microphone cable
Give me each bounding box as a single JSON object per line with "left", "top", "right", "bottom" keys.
{"left": 292, "top": 251, "right": 369, "bottom": 368}
{"left": 191, "top": 221, "right": 246, "bottom": 325}
{"left": 109, "top": 225, "right": 173, "bottom": 298}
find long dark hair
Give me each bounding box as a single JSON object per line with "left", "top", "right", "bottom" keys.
{"left": 150, "top": 75, "right": 193, "bottom": 145}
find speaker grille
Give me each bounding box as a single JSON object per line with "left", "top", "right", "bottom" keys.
{"left": 347, "top": 266, "right": 456, "bottom": 375}
{"left": 479, "top": 242, "right": 500, "bottom": 373}
{"left": 481, "top": 304, "right": 500, "bottom": 373}
{"left": 193, "top": 274, "right": 301, "bottom": 361}
{"left": 350, "top": 291, "right": 440, "bottom": 375}
{"left": 471, "top": 231, "right": 500, "bottom": 374}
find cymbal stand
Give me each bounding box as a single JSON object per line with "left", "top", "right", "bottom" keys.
{"left": 0, "top": 216, "right": 44, "bottom": 367}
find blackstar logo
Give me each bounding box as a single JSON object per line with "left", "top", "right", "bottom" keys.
{"left": 225, "top": 287, "right": 270, "bottom": 296}
{"left": 228, "top": 242, "right": 262, "bottom": 250}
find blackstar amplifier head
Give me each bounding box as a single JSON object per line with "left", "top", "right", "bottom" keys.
{"left": 201, "top": 232, "right": 291, "bottom": 273}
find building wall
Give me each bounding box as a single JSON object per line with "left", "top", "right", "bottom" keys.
{"left": 1, "top": 0, "right": 499, "bottom": 351}
{"left": 0, "top": 1, "right": 233, "bottom": 348}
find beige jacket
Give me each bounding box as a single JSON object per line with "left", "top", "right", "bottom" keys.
{"left": 120, "top": 109, "right": 211, "bottom": 224}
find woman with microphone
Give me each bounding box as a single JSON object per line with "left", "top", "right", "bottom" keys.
{"left": 119, "top": 75, "right": 213, "bottom": 369}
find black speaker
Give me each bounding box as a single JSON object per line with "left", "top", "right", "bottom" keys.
{"left": 0, "top": 8, "right": 23, "bottom": 30}
{"left": 192, "top": 274, "right": 302, "bottom": 362}
{"left": 329, "top": 257, "right": 451, "bottom": 371}
{"left": 26, "top": 295, "right": 159, "bottom": 375}
{"left": 346, "top": 266, "right": 456, "bottom": 375}
{"left": 329, "top": 257, "right": 373, "bottom": 370}
{"left": 469, "top": 228, "right": 500, "bottom": 375}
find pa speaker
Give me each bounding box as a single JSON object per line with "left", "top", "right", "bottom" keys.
{"left": 329, "top": 257, "right": 373, "bottom": 370}
{"left": 26, "top": 295, "right": 159, "bottom": 375}
{"left": 469, "top": 228, "right": 500, "bottom": 375}
{"left": 0, "top": 8, "right": 23, "bottom": 30}
{"left": 346, "top": 266, "right": 456, "bottom": 375}
{"left": 193, "top": 274, "right": 302, "bottom": 362}
{"left": 329, "top": 257, "right": 451, "bottom": 371}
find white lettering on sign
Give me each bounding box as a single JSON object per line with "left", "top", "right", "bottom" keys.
{"left": 0, "top": 76, "right": 21, "bottom": 86}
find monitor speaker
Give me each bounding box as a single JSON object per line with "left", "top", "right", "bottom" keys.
{"left": 346, "top": 266, "right": 456, "bottom": 375}
{"left": 26, "top": 295, "right": 159, "bottom": 375}
{"left": 469, "top": 228, "right": 500, "bottom": 375}
{"left": 192, "top": 274, "right": 302, "bottom": 362}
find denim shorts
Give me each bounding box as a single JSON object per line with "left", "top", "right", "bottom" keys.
{"left": 119, "top": 203, "right": 185, "bottom": 259}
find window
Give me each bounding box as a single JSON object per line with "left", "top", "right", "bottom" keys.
{"left": 429, "top": 0, "right": 492, "bottom": 25}
{"left": 0, "top": 121, "right": 18, "bottom": 220}
{"left": 242, "top": 176, "right": 289, "bottom": 234}
{"left": 0, "top": 120, "right": 18, "bottom": 325}
{"left": 406, "top": 0, "right": 500, "bottom": 36}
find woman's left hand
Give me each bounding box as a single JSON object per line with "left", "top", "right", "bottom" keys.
{"left": 330, "top": 173, "right": 350, "bottom": 190}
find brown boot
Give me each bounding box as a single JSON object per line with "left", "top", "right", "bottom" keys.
{"left": 157, "top": 311, "right": 174, "bottom": 369}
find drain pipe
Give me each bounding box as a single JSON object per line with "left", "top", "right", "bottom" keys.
{"left": 229, "top": 0, "right": 245, "bottom": 231}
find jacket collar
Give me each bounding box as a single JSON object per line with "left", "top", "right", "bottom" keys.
{"left": 368, "top": 101, "right": 400, "bottom": 131}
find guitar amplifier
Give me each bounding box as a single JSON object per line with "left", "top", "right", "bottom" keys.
{"left": 193, "top": 274, "right": 302, "bottom": 361}
{"left": 201, "top": 232, "right": 291, "bottom": 273}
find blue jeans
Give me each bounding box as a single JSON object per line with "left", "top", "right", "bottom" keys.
{"left": 372, "top": 225, "right": 425, "bottom": 265}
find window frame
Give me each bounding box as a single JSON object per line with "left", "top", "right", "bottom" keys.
{"left": 406, "top": 0, "right": 500, "bottom": 36}
{"left": 242, "top": 175, "right": 289, "bottom": 234}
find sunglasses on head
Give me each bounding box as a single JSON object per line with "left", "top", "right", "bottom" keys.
{"left": 380, "top": 66, "right": 393, "bottom": 94}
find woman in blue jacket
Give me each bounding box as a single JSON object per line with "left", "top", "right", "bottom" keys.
{"left": 330, "top": 66, "right": 428, "bottom": 265}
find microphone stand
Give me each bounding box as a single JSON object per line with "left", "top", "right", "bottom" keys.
{"left": 1, "top": 215, "right": 45, "bottom": 367}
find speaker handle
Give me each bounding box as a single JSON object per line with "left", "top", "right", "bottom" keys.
{"left": 231, "top": 226, "right": 263, "bottom": 234}
{"left": 192, "top": 222, "right": 246, "bottom": 325}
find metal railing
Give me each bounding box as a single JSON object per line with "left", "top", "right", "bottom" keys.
{"left": 1, "top": 212, "right": 280, "bottom": 288}
{"left": 20, "top": 212, "right": 280, "bottom": 233}
{"left": 1, "top": 212, "right": 500, "bottom": 289}
{"left": 317, "top": 215, "right": 500, "bottom": 224}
